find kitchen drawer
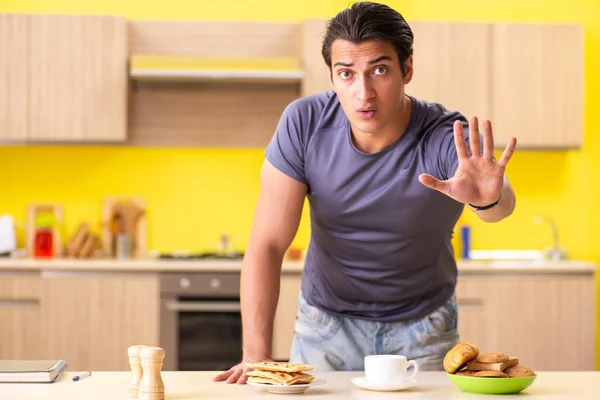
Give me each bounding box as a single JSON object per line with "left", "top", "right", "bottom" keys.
{"left": 0, "top": 271, "right": 42, "bottom": 299}
{"left": 455, "top": 275, "right": 491, "bottom": 307}
{"left": 0, "top": 271, "right": 43, "bottom": 360}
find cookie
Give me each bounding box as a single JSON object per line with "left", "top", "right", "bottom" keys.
{"left": 466, "top": 356, "right": 519, "bottom": 372}
{"left": 476, "top": 352, "right": 510, "bottom": 363}
{"left": 474, "top": 370, "right": 508, "bottom": 378}
{"left": 504, "top": 365, "right": 536, "bottom": 377}
{"left": 455, "top": 369, "right": 478, "bottom": 376}
{"left": 443, "top": 342, "right": 480, "bottom": 373}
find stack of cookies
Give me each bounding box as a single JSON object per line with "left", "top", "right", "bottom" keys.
{"left": 444, "top": 342, "right": 536, "bottom": 378}
{"left": 245, "top": 361, "right": 316, "bottom": 386}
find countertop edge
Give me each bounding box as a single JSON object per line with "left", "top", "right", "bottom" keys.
{"left": 0, "top": 258, "right": 596, "bottom": 274}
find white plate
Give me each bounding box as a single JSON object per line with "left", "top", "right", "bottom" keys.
{"left": 351, "top": 376, "right": 418, "bottom": 392}
{"left": 247, "top": 378, "right": 326, "bottom": 394}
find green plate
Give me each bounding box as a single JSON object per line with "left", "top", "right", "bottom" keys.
{"left": 447, "top": 373, "right": 537, "bottom": 394}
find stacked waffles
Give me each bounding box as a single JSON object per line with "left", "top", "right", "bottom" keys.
{"left": 245, "top": 361, "right": 316, "bottom": 386}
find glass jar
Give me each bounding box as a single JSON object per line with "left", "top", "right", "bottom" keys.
{"left": 34, "top": 227, "right": 54, "bottom": 258}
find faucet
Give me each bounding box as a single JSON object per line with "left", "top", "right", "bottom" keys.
{"left": 534, "top": 215, "right": 567, "bottom": 260}
{"left": 219, "top": 233, "right": 233, "bottom": 255}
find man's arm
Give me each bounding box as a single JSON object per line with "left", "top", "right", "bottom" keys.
{"left": 214, "top": 159, "right": 306, "bottom": 384}
{"left": 468, "top": 175, "right": 516, "bottom": 223}
{"left": 241, "top": 159, "right": 307, "bottom": 360}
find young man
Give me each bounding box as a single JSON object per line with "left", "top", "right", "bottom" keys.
{"left": 215, "top": 1, "right": 516, "bottom": 384}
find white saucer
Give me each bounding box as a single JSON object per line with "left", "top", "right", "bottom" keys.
{"left": 351, "top": 376, "right": 418, "bottom": 392}
{"left": 247, "top": 378, "right": 326, "bottom": 394}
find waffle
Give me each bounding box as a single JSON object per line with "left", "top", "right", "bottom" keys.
{"left": 245, "top": 361, "right": 314, "bottom": 373}
{"left": 246, "top": 370, "right": 315, "bottom": 386}
{"left": 245, "top": 361, "right": 316, "bottom": 386}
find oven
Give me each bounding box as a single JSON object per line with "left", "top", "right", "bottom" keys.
{"left": 160, "top": 272, "right": 242, "bottom": 371}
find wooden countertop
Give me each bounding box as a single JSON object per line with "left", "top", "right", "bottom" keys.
{"left": 0, "top": 371, "right": 598, "bottom": 399}
{"left": 0, "top": 257, "right": 596, "bottom": 274}
{"left": 0, "top": 257, "right": 306, "bottom": 273}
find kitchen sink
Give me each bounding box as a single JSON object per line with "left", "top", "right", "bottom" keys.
{"left": 468, "top": 250, "right": 547, "bottom": 261}
{"left": 462, "top": 249, "right": 595, "bottom": 269}
{"left": 468, "top": 248, "right": 569, "bottom": 261}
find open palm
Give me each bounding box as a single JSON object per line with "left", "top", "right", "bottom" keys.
{"left": 418, "top": 117, "right": 517, "bottom": 207}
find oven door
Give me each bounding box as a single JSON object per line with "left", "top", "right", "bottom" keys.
{"left": 161, "top": 296, "right": 242, "bottom": 371}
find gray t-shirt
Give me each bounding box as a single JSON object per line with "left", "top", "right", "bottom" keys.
{"left": 265, "top": 90, "right": 472, "bottom": 322}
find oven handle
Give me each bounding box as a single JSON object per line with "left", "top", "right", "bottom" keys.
{"left": 165, "top": 300, "right": 241, "bottom": 313}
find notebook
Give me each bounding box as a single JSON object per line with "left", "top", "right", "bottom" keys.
{"left": 0, "top": 360, "right": 67, "bottom": 383}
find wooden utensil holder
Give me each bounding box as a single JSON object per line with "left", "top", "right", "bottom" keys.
{"left": 102, "top": 197, "right": 147, "bottom": 258}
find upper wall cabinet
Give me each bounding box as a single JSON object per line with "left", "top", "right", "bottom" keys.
{"left": 300, "top": 19, "right": 331, "bottom": 97}
{"left": 409, "top": 21, "right": 584, "bottom": 149}
{"left": 299, "top": 20, "right": 584, "bottom": 149}
{"left": 29, "top": 15, "right": 128, "bottom": 142}
{"left": 407, "top": 22, "right": 492, "bottom": 124}
{"left": 298, "top": 19, "right": 494, "bottom": 120}
{"left": 0, "top": 14, "right": 29, "bottom": 141}
{"left": 0, "top": 15, "right": 585, "bottom": 149}
{"left": 491, "top": 23, "right": 584, "bottom": 149}
{"left": 0, "top": 14, "right": 128, "bottom": 143}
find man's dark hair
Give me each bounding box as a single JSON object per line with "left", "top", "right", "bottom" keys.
{"left": 321, "top": 1, "right": 414, "bottom": 76}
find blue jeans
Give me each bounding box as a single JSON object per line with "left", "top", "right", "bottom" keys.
{"left": 289, "top": 292, "right": 460, "bottom": 372}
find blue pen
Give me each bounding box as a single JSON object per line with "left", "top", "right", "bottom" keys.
{"left": 73, "top": 371, "right": 92, "bottom": 381}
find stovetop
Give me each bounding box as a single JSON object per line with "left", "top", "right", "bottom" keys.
{"left": 157, "top": 252, "right": 245, "bottom": 260}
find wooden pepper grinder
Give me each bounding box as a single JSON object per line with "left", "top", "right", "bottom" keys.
{"left": 127, "top": 345, "right": 148, "bottom": 399}
{"left": 139, "top": 346, "right": 165, "bottom": 400}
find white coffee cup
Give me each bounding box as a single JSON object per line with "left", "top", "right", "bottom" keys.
{"left": 364, "top": 355, "right": 419, "bottom": 384}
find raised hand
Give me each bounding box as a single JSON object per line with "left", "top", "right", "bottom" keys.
{"left": 418, "top": 116, "right": 517, "bottom": 208}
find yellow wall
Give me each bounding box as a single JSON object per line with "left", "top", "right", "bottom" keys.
{"left": 1, "top": 0, "right": 599, "bottom": 364}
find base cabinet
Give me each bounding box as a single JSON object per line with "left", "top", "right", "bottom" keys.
{"left": 273, "top": 271, "right": 596, "bottom": 370}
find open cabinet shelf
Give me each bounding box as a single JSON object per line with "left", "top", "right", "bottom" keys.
{"left": 129, "top": 68, "right": 304, "bottom": 84}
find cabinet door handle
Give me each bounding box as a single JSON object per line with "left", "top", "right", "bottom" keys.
{"left": 0, "top": 299, "right": 40, "bottom": 308}
{"left": 164, "top": 300, "right": 240, "bottom": 313}
{"left": 457, "top": 298, "right": 484, "bottom": 307}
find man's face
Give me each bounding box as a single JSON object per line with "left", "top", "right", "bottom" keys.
{"left": 330, "top": 39, "right": 413, "bottom": 136}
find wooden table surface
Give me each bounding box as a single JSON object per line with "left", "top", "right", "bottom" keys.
{"left": 0, "top": 371, "right": 598, "bottom": 399}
